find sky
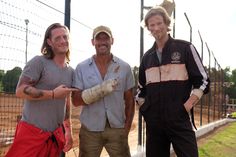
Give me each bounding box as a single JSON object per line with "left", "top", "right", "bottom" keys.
{"left": 64, "top": 0, "right": 236, "bottom": 70}
{"left": 1, "top": 0, "right": 236, "bottom": 71}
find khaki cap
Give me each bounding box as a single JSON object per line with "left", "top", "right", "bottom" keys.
{"left": 92, "top": 25, "right": 112, "bottom": 39}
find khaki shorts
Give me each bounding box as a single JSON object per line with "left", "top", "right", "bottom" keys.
{"left": 79, "top": 122, "right": 131, "bottom": 157}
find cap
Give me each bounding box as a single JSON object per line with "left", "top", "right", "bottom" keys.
{"left": 92, "top": 25, "right": 112, "bottom": 39}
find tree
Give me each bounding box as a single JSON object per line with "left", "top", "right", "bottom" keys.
{"left": 2, "top": 67, "right": 22, "bottom": 93}
{"left": 0, "top": 70, "right": 4, "bottom": 91}
{"left": 222, "top": 67, "right": 236, "bottom": 99}
{"left": 223, "top": 67, "right": 231, "bottom": 82}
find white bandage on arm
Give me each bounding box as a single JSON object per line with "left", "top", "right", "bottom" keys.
{"left": 191, "top": 89, "right": 203, "bottom": 99}
{"left": 81, "top": 79, "right": 118, "bottom": 104}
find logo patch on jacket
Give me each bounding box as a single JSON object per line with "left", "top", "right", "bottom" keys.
{"left": 171, "top": 51, "right": 181, "bottom": 63}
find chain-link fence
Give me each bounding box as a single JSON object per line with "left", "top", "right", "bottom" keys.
{"left": 0, "top": 0, "right": 226, "bottom": 156}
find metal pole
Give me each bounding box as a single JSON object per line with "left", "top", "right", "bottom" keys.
{"left": 138, "top": 0, "right": 144, "bottom": 147}
{"left": 205, "top": 42, "right": 211, "bottom": 123}
{"left": 25, "top": 19, "right": 29, "bottom": 64}
{"left": 197, "top": 30, "right": 203, "bottom": 126}
{"left": 198, "top": 30, "right": 203, "bottom": 60}
{"left": 217, "top": 63, "right": 221, "bottom": 119}
{"left": 213, "top": 56, "right": 216, "bottom": 120}
{"left": 222, "top": 69, "right": 226, "bottom": 117}
{"left": 172, "top": 7, "right": 176, "bottom": 38}
{"left": 64, "top": 0, "right": 71, "bottom": 29}
{"left": 60, "top": 2, "right": 71, "bottom": 157}
{"left": 184, "top": 13, "right": 192, "bottom": 42}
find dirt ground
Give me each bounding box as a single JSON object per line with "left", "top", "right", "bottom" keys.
{"left": 0, "top": 94, "right": 225, "bottom": 157}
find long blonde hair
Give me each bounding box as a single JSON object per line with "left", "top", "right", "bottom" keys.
{"left": 41, "top": 23, "right": 70, "bottom": 62}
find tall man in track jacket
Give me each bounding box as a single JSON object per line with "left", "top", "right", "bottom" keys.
{"left": 136, "top": 6, "right": 210, "bottom": 157}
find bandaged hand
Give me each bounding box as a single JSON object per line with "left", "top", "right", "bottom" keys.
{"left": 82, "top": 78, "right": 118, "bottom": 104}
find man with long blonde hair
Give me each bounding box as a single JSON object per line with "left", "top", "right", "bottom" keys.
{"left": 5, "top": 23, "right": 76, "bottom": 157}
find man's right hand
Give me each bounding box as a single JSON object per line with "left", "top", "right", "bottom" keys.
{"left": 53, "top": 85, "right": 78, "bottom": 99}
{"left": 135, "top": 88, "right": 145, "bottom": 107}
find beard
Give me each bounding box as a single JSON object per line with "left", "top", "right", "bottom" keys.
{"left": 53, "top": 46, "right": 69, "bottom": 55}
{"left": 96, "top": 45, "right": 111, "bottom": 55}
{"left": 154, "top": 33, "right": 162, "bottom": 41}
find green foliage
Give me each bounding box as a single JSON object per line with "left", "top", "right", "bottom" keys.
{"left": 225, "top": 69, "right": 236, "bottom": 98}
{"left": 224, "top": 66, "right": 231, "bottom": 82}
{"left": 0, "top": 70, "right": 4, "bottom": 91}
{"left": 231, "top": 112, "right": 236, "bottom": 118}
{"left": 2, "top": 67, "right": 22, "bottom": 93}
{"left": 221, "top": 67, "right": 236, "bottom": 99}
{"left": 0, "top": 70, "right": 4, "bottom": 80}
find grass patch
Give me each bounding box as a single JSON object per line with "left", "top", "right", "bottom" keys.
{"left": 198, "top": 122, "right": 236, "bottom": 157}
